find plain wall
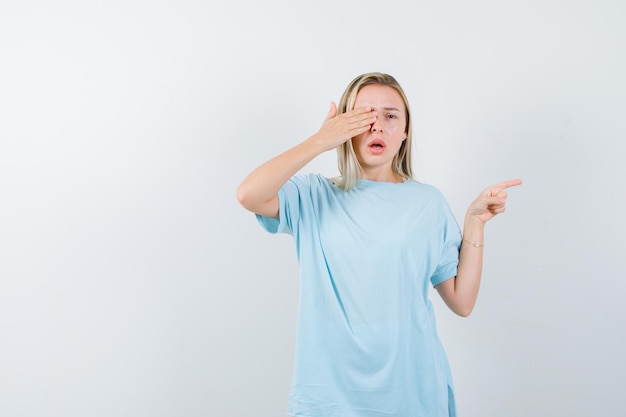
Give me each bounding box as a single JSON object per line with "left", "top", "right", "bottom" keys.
{"left": 1, "top": 1, "right": 625, "bottom": 416}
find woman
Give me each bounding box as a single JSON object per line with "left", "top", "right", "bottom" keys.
{"left": 237, "top": 72, "right": 521, "bottom": 417}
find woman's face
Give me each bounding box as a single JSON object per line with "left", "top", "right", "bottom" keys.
{"left": 351, "top": 84, "right": 407, "bottom": 180}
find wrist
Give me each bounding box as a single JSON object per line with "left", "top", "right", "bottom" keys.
{"left": 308, "top": 131, "right": 341, "bottom": 152}
{"left": 462, "top": 216, "right": 485, "bottom": 245}
{"left": 303, "top": 133, "right": 332, "bottom": 155}
{"left": 464, "top": 213, "right": 486, "bottom": 228}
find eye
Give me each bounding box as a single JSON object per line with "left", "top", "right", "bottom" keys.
{"left": 387, "top": 113, "right": 398, "bottom": 119}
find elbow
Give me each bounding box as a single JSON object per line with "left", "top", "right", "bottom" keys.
{"left": 236, "top": 183, "right": 273, "bottom": 215}
{"left": 236, "top": 184, "right": 253, "bottom": 212}
{"left": 236, "top": 181, "right": 279, "bottom": 218}
{"left": 235, "top": 184, "right": 247, "bottom": 207}
{"left": 452, "top": 303, "right": 475, "bottom": 318}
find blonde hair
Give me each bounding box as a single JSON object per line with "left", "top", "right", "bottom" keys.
{"left": 334, "top": 72, "right": 415, "bottom": 190}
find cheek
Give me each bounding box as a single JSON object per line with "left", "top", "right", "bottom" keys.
{"left": 351, "top": 133, "right": 367, "bottom": 146}
{"left": 383, "top": 119, "right": 403, "bottom": 131}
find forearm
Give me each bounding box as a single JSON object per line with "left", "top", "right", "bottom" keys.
{"left": 237, "top": 103, "right": 378, "bottom": 215}
{"left": 451, "top": 216, "right": 486, "bottom": 315}
{"left": 236, "top": 134, "right": 327, "bottom": 212}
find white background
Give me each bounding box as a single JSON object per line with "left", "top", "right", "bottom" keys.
{"left": 1, "top": 1, "right": 625, "bottom": 416}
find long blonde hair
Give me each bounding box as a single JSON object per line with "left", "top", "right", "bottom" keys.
{"left": 334, "top": 72, "right": 415, "bottom": 190}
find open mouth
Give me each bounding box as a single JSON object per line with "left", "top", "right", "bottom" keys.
{"left": 368, "top": 139, "right": 386, "bottom": 151}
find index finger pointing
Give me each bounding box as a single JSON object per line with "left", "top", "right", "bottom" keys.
{"left": 494, "top": 178, "right": 523, "bottom": 191}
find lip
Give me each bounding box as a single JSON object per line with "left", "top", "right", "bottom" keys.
{"left": 367, "top": 138, "right": 386, "bottom": 146}
{"left": 367, "top": 139, "right": 387, "bottom": 154}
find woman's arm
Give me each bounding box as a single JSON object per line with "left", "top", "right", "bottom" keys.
{"left": 436, "top": 179, "right": 522, "bottom": 317}
{"left": 236, "top": 103, "right": 377, "bottom": 218}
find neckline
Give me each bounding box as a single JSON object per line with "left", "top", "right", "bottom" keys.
{"left": 356, "top": 178, "right": 412, "bottom": 187}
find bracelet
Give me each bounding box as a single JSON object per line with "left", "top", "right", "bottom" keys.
{"left": 463, "top": 239, "right": 484, "bottom": 248}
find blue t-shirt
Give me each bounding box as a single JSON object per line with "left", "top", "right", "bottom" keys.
{"left": 257, "top": 174, "right": 462, "bottom": 417}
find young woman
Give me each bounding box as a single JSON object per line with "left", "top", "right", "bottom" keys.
{"left": 237, "top": 72, "right": 521, "bottom": 417}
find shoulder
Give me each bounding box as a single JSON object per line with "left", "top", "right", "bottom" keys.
{"left": 288, "top": 173, "right": 334, "bottom": 189}
{"left": 401, "top": 181, "right": 456, "bottom": 217}
{"left": 404, "top": 180, "right": 447, "bottom": 199}
{"left": 282, "top": 174, "right": 336, "bottom": 201}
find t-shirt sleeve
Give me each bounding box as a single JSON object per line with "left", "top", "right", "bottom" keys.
{"left": 430, "top": 197, "right": 462, "bottom": 287}
{"left": 255, "top": 175, "right": 308, "bottom": 235}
